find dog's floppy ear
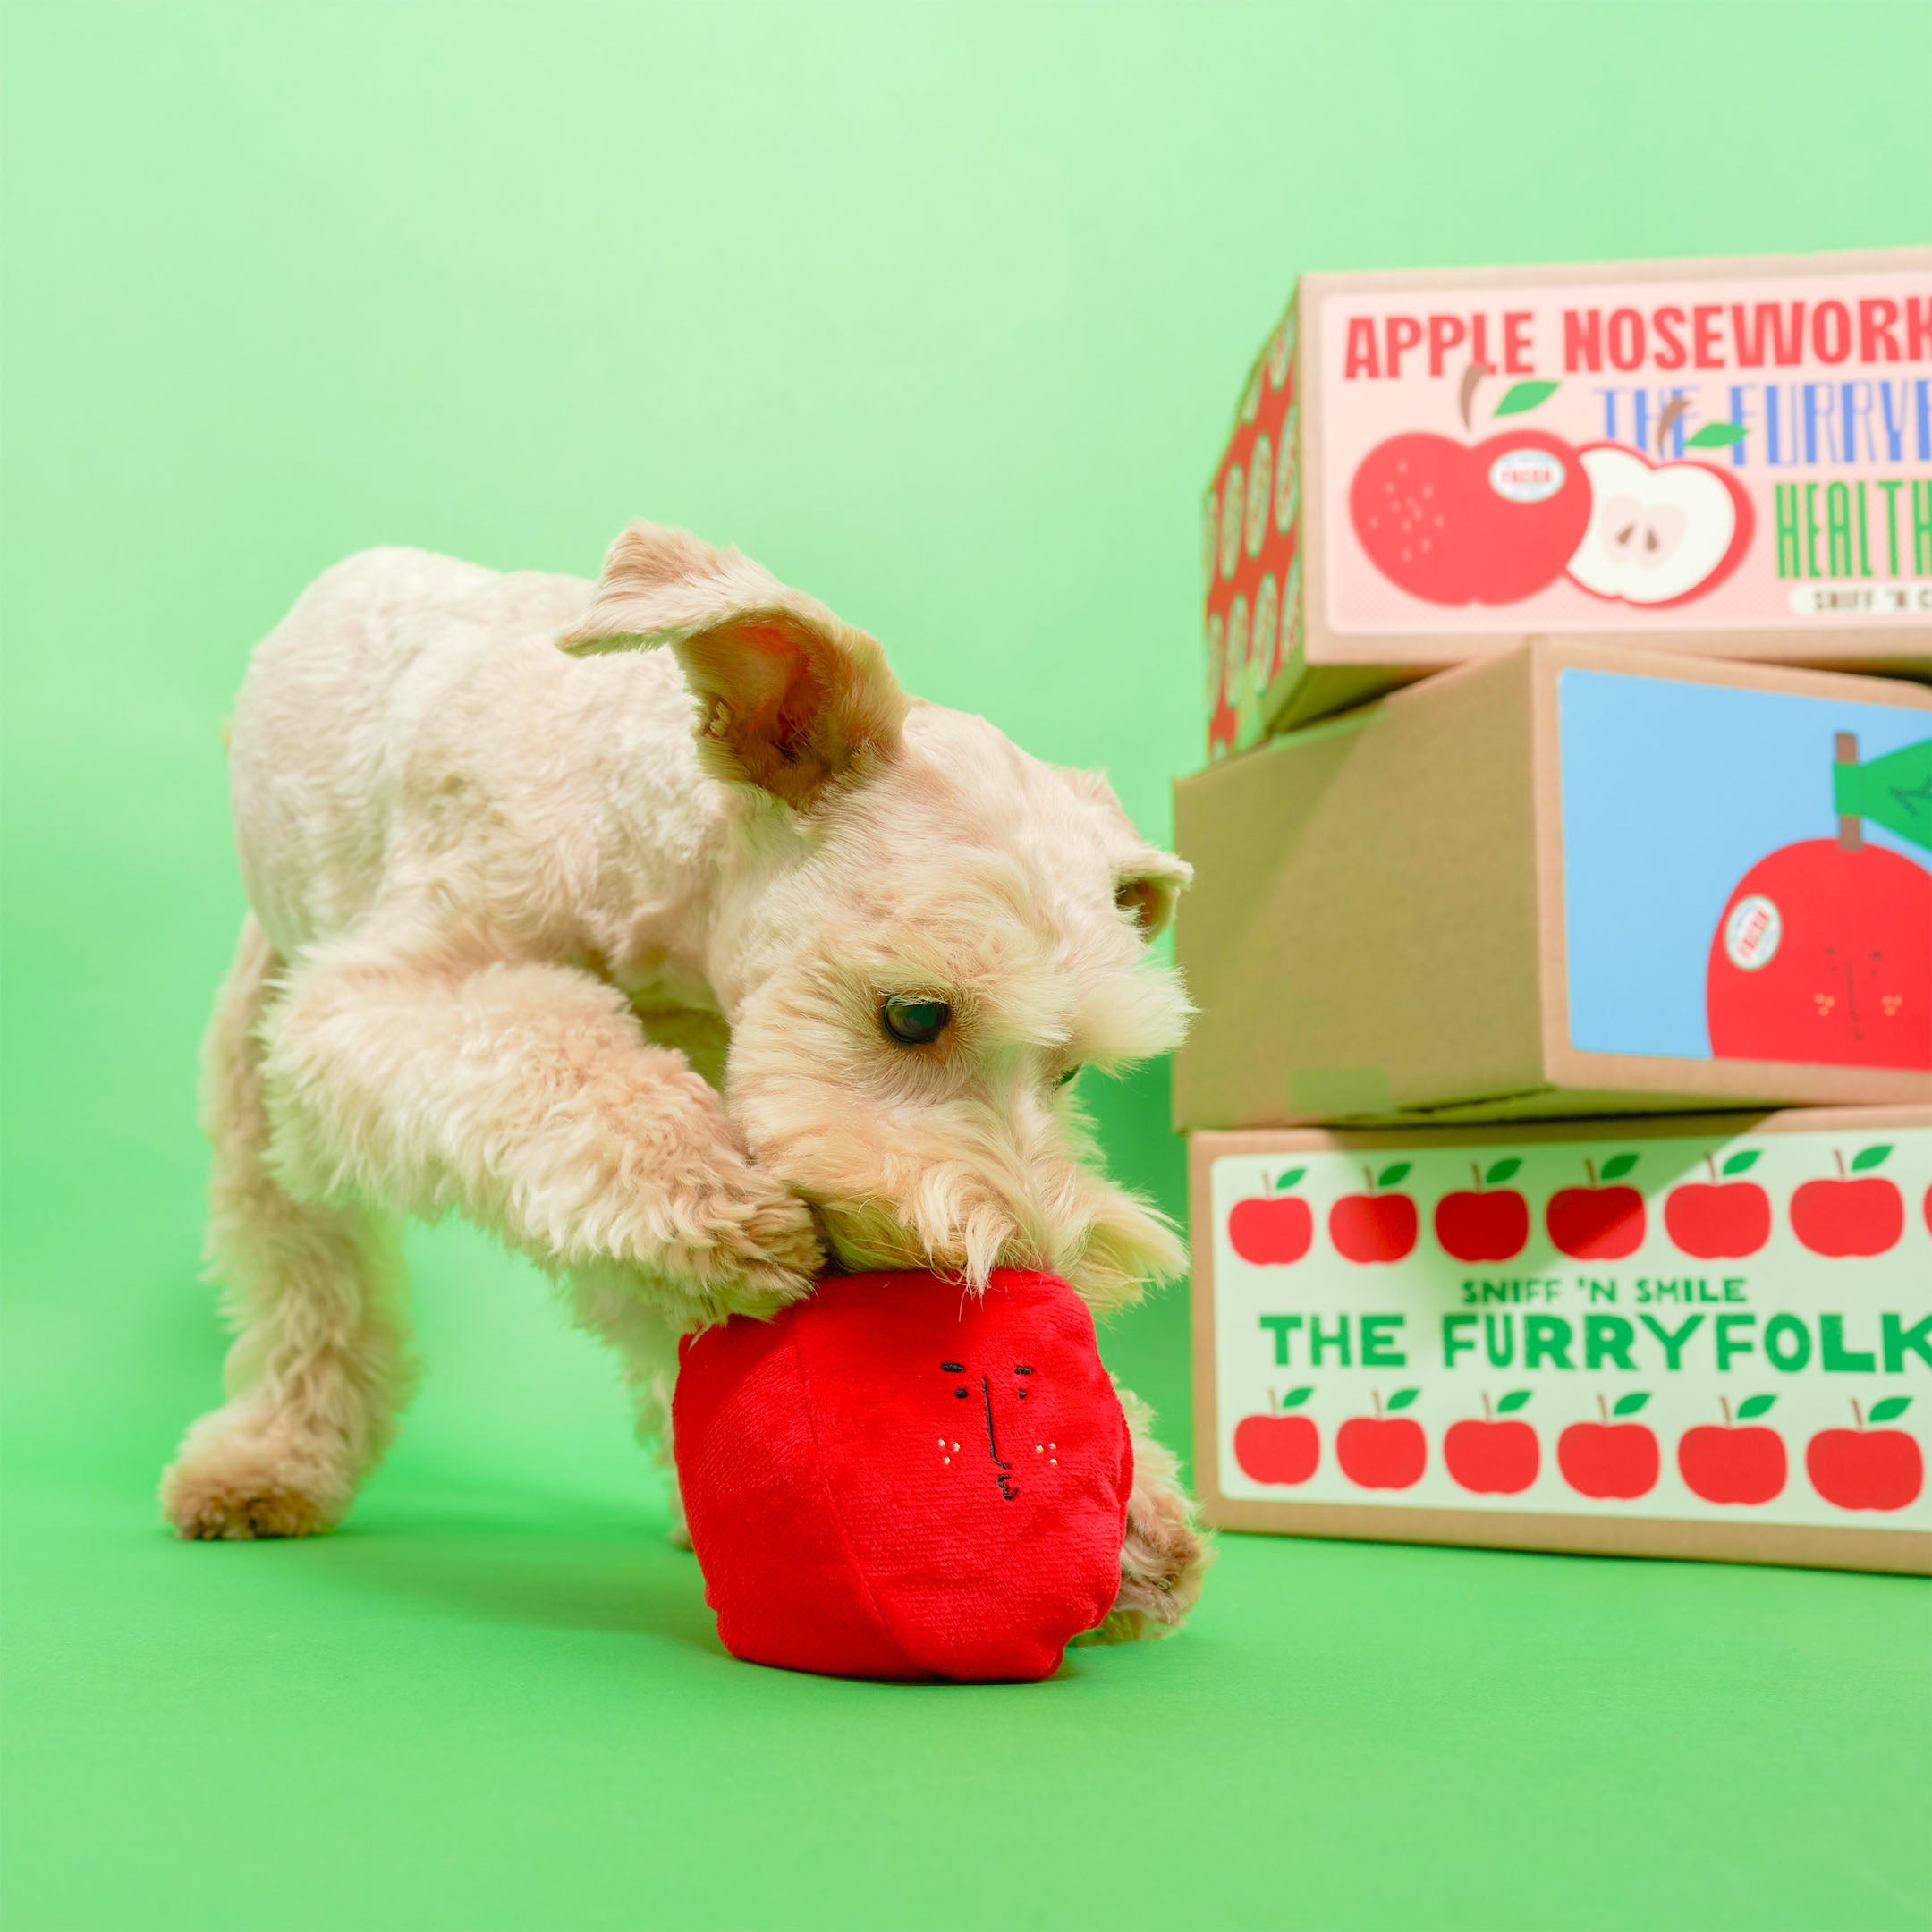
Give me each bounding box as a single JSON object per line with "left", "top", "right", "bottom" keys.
{"left": 1114, "top": 852, "right": 1191, "bottom": 938}
{"left": 558, "top": 521, "right": 908, "bottom": 809}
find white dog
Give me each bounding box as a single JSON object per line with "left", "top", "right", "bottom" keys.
{"left": 163, "top": 522, "right": 1209, "bottom": 1640}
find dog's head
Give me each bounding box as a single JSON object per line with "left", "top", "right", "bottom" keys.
{"left": 561, "top": 521, "right": 1191, "bottom": 1309}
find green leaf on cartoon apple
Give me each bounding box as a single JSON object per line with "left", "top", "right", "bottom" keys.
{"left": 1283, "top": 1385, "right": 1314, "bottom": 1408}
{"left": 1721, "top": 1149, "right": 1761, "bottom": 1176}
{"left": 1869, "top": 1396, "right": 1912, "bottom": 1425}
{"left": 1486, "top": 1157, "right": 1521, "bottom": 1184}
{"left": 1494, "top": 380, "right": 1558, "bottom": 416}
{"left": 1276, "top": 1167, "right": 1307, "bottom": 1190}
{"left": 1385, "top": 1388, "right": 1419, "bottom": 1411}
{"left": 1849, "top": 1146, "right": 1893, "bottom": 1172}
{"left": 1737, "top": 1394, "right": 1776, "bottom": 1419}
{"left": 1600, "top": 1152, "right": 1639, "bottom": 1181}
{"left": 1496, "top": 1390, "right": 1531, "bottom": 1413}
{"left": 1377, "top": 1162, "right": 1411, "bottom": 1188}
{"left": 1613, "top": 1392, "right": 1651, "bottom": 1417}
{"left": 1685, "top": 422, "right": 1747, "bottom": 447}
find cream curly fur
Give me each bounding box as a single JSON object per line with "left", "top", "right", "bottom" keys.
{"left": 162, "top": 522, "right": 1210, "bottom": 1635}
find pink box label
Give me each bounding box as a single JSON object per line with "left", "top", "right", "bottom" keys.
{"left": 1319, "top": 271, "right": 1932, "bottom": 634}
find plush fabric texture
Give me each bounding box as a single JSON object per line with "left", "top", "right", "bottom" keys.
{"left": 674, "top": 1268, "right": 1132, "bottom": 1682}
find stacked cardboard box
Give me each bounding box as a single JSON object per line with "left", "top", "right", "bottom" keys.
{"left": 1175, "top": 248, "right": 1932, "bottom": 1572}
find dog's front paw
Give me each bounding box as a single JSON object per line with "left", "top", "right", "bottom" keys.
{"left": 665, "top": 1163, "right": 825, "bottom": 1324}
{"left": 161, "top": 1410, "right": 350, "bottom": 1540}
{"left": 1083, "top": 1396, "right": 1214, "bottom": 1645}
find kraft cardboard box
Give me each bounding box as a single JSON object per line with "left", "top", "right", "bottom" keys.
{"left": 1173, "top": 639, "right": 1932, "bottom": 1127}
{"left": 1190, "top": 1108, "right": 1931, "bottom": 1573}
{"left": 1203, "top": 246, "right": 1932, "bottom": 754}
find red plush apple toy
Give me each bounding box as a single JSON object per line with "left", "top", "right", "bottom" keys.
{"left": 674, "top": 1268, "right": 1131, "bottom": 1683}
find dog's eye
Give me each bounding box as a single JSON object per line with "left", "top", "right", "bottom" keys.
{"left": 880, "top": 995, "right": 952, "bottom": 1046}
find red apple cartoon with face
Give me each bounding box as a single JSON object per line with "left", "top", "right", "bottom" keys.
{"left": 1329, "top": 1162, "right": 1419, "bottom": 1264}
{"left": 1348, "top": 373, "right": 1592, "bottom": 606}
{"left": 1791, "top": 1146, "right": 1906, "bottom": 1258}
{"left": 1558, "top": 1393, "right": 1660, "bottom": 1500}
{"left": 1563, "top": 441, "right": 1753, "bottom": 607}
{"left": 1678, "top": 1394, "right": 1786, "bottom": 1504}
{"left": 1806, "top": 1397, "right": 1923, "bottom": 1513}
{"left": 1229, "top": 1166, "right": 1314, "bottom": 1265}
{"left": 1664, "top": 1149, "right": 1771, "bottom": 1259}
{"left": 1233, "top": 1385, "right": 1319, "bottom": 1486}
{"left": 1706, "top": 733, "right": 1932, "bottom": 1072}
{"left": 1546, "top": 1153, "right": 1645, "bottom": 1259}
{"left": 1336, "top": 1388, "right": 1426, "bottom": 1490}
{"left": 1435, "top": 1157, "right": 1531, "bottom": 1262}
{"left": 1444, "top": 1390, "right": 1538, "bottom": 1495}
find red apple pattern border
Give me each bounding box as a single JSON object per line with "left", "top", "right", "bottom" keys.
{"left": 1227, "top": 1143, "right": 1923, "bottom": 1267}
{"left": 1233, "top": 1388, "right": 1923, "bottom": 1513}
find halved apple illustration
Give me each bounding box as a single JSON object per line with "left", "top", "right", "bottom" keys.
{"left": 1563, "top": 442, "right": 1753, "bottom": 608}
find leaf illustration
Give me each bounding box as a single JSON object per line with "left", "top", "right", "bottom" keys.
{"left": 1386, "top": 1388, "right": 1419, "bottom": 1411}
{"left": 1737, "top": 1394, "right": 1775, "bottom": 1420}
{"left": 1720, "top": 1149, "right": 1761, "bottom": 1176}
{"left": 1377, "top": 1162, "right": 1412, "bottom": 1188}
{"left": 1869, "top": 1396, "right": 1911, "bottom": 1425}
{"left": 1494, "top": 379, "right": 1558, "bottom": 417}
{"left": 1284, "top": 1385, "right": 1315, "bottom": 1409}
{"left": 1486, "top": 1157, "right": 1522, "bottom": 1185}
{"left": 1600, "top": 1152, "right": 1639, "bottom": 1181}
{"left": 1849, "top": 1145, "right": 1893, "bottom": 1172}
{"left": 1684, "top": 421, "right": 1747, "bottom": 448}
{"left": 1277, "top": 1166, "right": 1307, "bottom": 1190}
{"left": 1613, "top": 1392, "right": 1651, "bottom": 1417}
{"left": 1497, "top": 1390, "right": 1531, "bottom": 1413}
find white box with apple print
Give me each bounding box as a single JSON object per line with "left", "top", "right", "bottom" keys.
{"left": 1190, "top": 1108, "right": 1929, "bottom": 1572}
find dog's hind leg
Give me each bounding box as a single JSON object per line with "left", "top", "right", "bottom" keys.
{"left": 565, "top": 1264, "right": 690, "bottom": 1546}
{"left": 161, "top": 916, "right": 415, "bottom": 1539}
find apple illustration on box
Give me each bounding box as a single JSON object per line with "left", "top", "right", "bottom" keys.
{"left": 1328, "top": 1162, "right": 1419, "bottom": 1263}
{"left": 1228, "top": 1166, "right": 1314, "bottom": 1265}
{"left": 1349, "top": 372, "right": 1591, "bottom": 606}
{"left": 1707, "top": 733, "right": 1932, "bottom": 1072}
{"left": 1444, "top": 1390, "right": 1538, "bottom": 1495}
{"left": 1434, "top": 1157, "right": 1530, "bottom": 1262}
{"left": 1791, "top": 1145, "right": 1905, "bottom": 1258}
{"left": 1336, "top": 1388, "right": 1426, "bottom": 1490}
{"left": 1546, "top": 1153, "right": 1645, "bottom": 1259}
{"left": 1664, "top": 1150, "right": 1771, "bottom": 1259}
{"left": 1806, "top": 1397, "right": 1923, "bottom": 1513}
{"left": 1563, "top": 403, "right": 1754, "bottom": 607}
{"left": 1678, "top": 1394, "right": 1786, "bottom": 1505}
{"left": 1557, "top": 1393, "right": 1660, "bottom": 1500}
{"left": 1233, "top": 1385, "right": 1319, "bottom": 1486}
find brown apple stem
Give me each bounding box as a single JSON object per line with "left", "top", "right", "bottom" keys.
{"left": 1363, "top": 1165, "right": 1375, "bottom": 1193}
{"left": 1598, "top": 1394, "right": 1610, "bottom": 1424}
{"left": 1655, "top": 394, "right": 1690, "bottom": 458}
{"left": 1836, "top": 733, "right": 1862, "bottom": 851}
{"left": 1720, "top": 1395, "right": 1733, "bottom": 1428}
{"left": 1853, "top": 1399, "right": 1864, "bottom": 1430}
{"left": 1706, "top": 1156, "right": 1719, "bottom": 1184}
{"left": 1586, "top": 1158, "right": 1597, "bottom": 1186}
{"left": 1482, "top": 1391, "right": 1494, "bottom": 1421}
{"left": 1835, "top": 1150, "right": 1847, "bottom": 1178}
{"left": 1472, "top": 1162, "right": 1483, "bottom": 1191}
{"left": 1372, "top": 1390, "right": 1383, "bottom": 1419}
{"left": 1458, "top": 360, "right": 1488, "bottom": 432}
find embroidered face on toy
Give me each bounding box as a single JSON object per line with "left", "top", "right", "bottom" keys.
{"left": 674, "top": 1267, "right": 1133, "bottom": 1682}
{"left": 560, "top": 525, "right": 1192, "bottom": 1310}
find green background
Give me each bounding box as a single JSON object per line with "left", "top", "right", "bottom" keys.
{"left": 4, "top": 4, "right": 1928, "bottom": 1928}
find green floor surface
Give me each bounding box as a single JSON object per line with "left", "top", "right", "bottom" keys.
{"left": 4, "top": 1452, "right": 1928, "bottom": 1932}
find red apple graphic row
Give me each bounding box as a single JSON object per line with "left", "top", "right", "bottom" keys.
{"left": 1347, "top": 375, "right": 1753, "bottom": 611}
{"left": 1231, "top": 1392, "right": 1921, "bottom": 1510}
{"left": 1227, "top": 1147, "right": 1913, "bottom": 1265}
